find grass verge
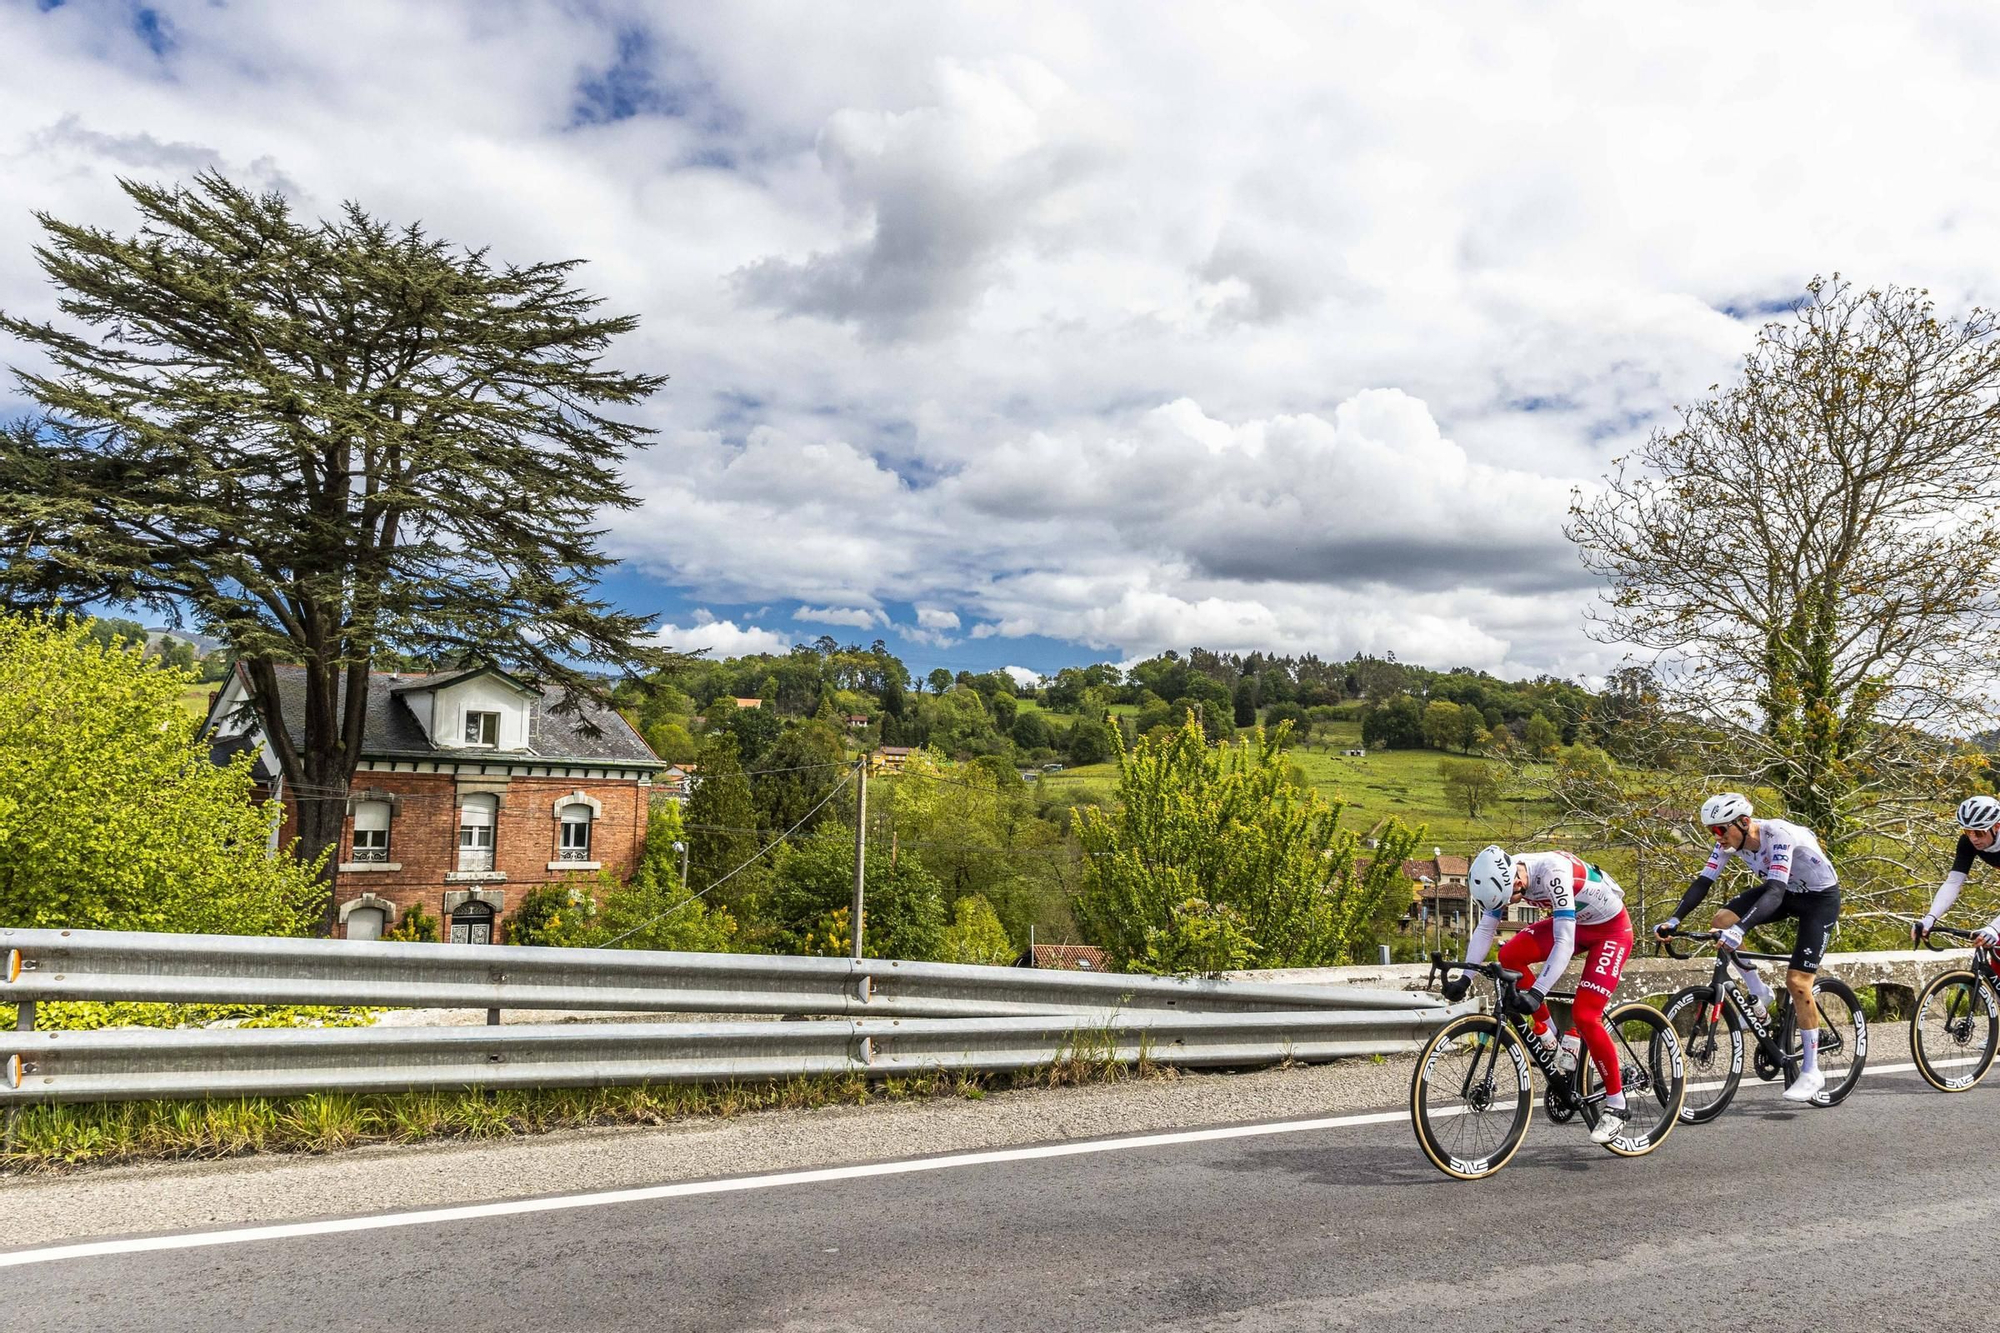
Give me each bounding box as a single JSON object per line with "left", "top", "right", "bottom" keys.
{"left": 2, "top": 1053, "right": 1177, "bottom": 1176}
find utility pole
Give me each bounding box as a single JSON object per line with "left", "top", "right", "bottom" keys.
{"left": 851, "top": 755, "right": 868, "bottom": 960}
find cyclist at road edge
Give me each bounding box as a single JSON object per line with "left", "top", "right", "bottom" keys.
{"left": 1652, "top": 792, "right": 1841, "bottom": 1103}
{"left": 1444, "top": 845, "right": 1636, "bottom": 1145}
{"left": 1911, "top": 795, "right": 2000, "bottom": 949}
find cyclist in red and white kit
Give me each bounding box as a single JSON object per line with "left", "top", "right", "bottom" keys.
{"left": 1442, "top": 844, "right": 1635, "bottom": 1145}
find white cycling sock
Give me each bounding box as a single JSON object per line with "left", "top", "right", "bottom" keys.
{"left": 1801, "top": 1027, "right": 1819, "bottom": 1075}
{"left": 1605, "top": 1091, "right": 1627, "bottom": 1111}
{"left": 1736, "top": 967, "right": 1774, "bottom": 1007}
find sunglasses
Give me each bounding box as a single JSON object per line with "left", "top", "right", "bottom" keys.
{"left": 1707, "top": 824, "right": 1734, "bottom": 837}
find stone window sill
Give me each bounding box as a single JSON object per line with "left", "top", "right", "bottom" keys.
{"left": 547, "top": 861, "right": 602, "bottom": 871}
{"left": 339, "top": 862, "right": 403, "bottom": 873}
{"left": 444, "top": 871, "right": 509, "bottom": 884}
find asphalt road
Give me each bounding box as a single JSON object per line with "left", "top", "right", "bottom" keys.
{"left": 4, "top": 1063, "right": 1982, "bottom": 1332}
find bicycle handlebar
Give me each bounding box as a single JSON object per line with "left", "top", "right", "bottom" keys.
{"left": 1917, "top": 922, "right": 1987, "bottom": 952}
{"left": 1656, "top": 928, "right": 1715, "bottom": 961}
{"left": 1426, "top": 952, "right": 1525, "bottom": 988}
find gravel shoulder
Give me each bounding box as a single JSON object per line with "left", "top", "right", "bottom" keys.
{"left": 0, "top": 1054, "right": 1418, "bottom": 1249}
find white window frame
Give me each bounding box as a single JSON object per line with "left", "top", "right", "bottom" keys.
{"left": 464, "top": 710, "right": 500, "bottom": 747}
{"left": 458, "top": 794, "right": 497, "bottom": 871}
{"left": 352, "top": 800, "right": 393, "bottom": 862}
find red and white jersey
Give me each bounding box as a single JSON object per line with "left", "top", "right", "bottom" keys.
{"left": 1511, "top": 851, "right": 1627, "bottom": 926}
{"left": 1699, "top": 818, "right": 1838, "bottom": 893}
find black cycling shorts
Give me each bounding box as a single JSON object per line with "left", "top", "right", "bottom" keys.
{"left": 1723, "top": 885, "right": 1841, "bottom": 974}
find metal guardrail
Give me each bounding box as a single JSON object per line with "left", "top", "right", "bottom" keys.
{"left": 0, "top": 1007, "right": 1467, "bottom": 1105}
{"left": 0, "top": 928, "right": 1465, "bottom": 1106}
{"left": 0, "top": 928, "right": 1429, "bottom": 1020}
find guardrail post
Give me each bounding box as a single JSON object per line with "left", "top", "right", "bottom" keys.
{"left": 486, "top": 1008, "right": 500, "bottom": 1026}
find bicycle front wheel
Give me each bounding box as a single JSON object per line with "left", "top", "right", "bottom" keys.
{"left": 1410, "top": 1013, "right": 1533, "bottom": 1180}
{"left": 1661, "top": 985, "right": 1744, "bottom": 1123}
{"left": 1579, "top": 1002, "right": 1685, "bottom": 1156}
{"left": 1911, "top": 969, "right": 1998, "bottom": 1093}
{"left": 1790, "top": 975, "right": 1867, "bottom": 1106}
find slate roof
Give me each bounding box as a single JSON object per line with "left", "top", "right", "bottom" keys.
{"left": 245, "top": 665, "right": 663, "bottom": 767}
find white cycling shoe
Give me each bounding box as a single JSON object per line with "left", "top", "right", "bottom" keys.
{"left": 1782, "top": 1067, "right": 1826, "bottom": 1103}
{"left": 1588, "top": 1106, "right": 1631, "bottom": 1145}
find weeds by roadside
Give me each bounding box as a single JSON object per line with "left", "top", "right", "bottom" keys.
{"left": 1, "top": 1056, "right": 1180, "bottom": 1175}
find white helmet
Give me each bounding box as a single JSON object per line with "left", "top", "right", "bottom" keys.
{"left": 1468, "top": 845, "right": 1514, "bottom": 915}
{"left": 1699, "top": 792, "right": 1753, "bottom": 828}
{"left": 1959, "top": 795, "right": 2000, "bottom": 832}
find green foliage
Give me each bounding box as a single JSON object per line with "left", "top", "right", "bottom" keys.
{"left": 1421, "top": 700, "right": 1464, "bottom": 751}
{"left": 1074, "top": 717, "right": 1421, "bottom": 969}
{"left": 1066, "top": 716, "right": 1118, "bottom": 766}
{"left": 684, "top": 733, "right": 763, "bottom": 918}
{"left": 386, "top": 901, "right": 440, "bottom": 943}
{"left": 642, "top": 720, "right": 697, "bottom": 763}
{"left": 0, "top": 613, "right": 321, "bottom": 935}
{"left": 1552, "top": 743, "right": 1621, "bottom": 817}
{"left": 0, "top": 172, "right": 672, "bottom": 898}
{"left": 753, "top": 717, "right": 850, "bottom": 834}
{"left": 885, "top": 748, "right": 1074, "bottom": 946}
{"left": 1522, "top": 712, "right": 1561, "bottom": 757}
{"left": 764, "top": 823, "right": 946, "bottom": 960}
{"left": 938, "top": 894, "right": 1017, "bottom": 966}
{"left": 1438, "top": 758, "right": 1502, "bottom": 818}
{"left": 507, "top": 884, "right": 595, "bottom": 948}
{"left": 1362, "top": 693, "right": 1426, "bottom": 749}
{"left": 1132, "top": 897, "right": 1256, "bottom": 978}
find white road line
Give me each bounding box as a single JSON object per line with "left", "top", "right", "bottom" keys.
{"left": 0, "top": 1107, "right": 1412, "bottom": 1269}
{"left": 0, "top": 1057, "right": 1946, "bottom": 1269}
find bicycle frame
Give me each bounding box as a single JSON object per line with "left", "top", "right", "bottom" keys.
{"left": 1428, "top": 956, "right": 1609, "bottom": 1130}
{"left": 1664, "top": 932, "right": 1846, "bottom": 1075}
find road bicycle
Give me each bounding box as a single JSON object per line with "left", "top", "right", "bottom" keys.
{"left": 1658, "top": 929, "right": 1866, "bottom": 1120}
{"left": 1909, "top": 923, "right": 2000, "bottom": 1092}
{"left": 1410, "top": 954, "right": 1685, "bottom": 1181}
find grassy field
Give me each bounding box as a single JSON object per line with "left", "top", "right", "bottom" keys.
{"left": 1026, "top": 715, "right": 1562, "bottom": 857}
{"left": 179, "top": 684, "right": 215, "bottom": 718}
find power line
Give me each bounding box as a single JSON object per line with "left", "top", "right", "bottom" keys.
{"left": 595, "top": 765, "right": 858, "bottom": 948}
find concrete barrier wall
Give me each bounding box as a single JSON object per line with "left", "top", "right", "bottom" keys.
{"left": 1233, "top": 948, "right": 1972, "bottom": 1007}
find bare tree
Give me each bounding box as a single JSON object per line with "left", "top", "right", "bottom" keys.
{"left": 1563, "top": 277, "right": 2000, "bottom": 927}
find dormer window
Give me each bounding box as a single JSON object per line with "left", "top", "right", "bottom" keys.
{"left": 464, "top": 711, "right": 499, "bottom": 747}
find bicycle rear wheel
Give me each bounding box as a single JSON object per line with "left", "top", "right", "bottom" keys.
{"left": 1410, "top": 1013, "right": 1533, "bottom": 1180}
{"left": 1788, "top": 975, "right": 1867, "bottom": 1106}
{"left": 1579, "top": 1002, "right": 1685, "bottom": 1155}
{"left": 1910, "top": 969, "right": 1997, "bottom": 1093}
{"left": 1661, "top": 985, "right": 1743, "bottom": 1123}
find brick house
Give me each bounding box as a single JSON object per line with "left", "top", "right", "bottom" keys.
{"left": 1400, "top": 852, "right": 1533, "bottom": 939}
{"left": 208, "top": 664, "right": 664, "bottom": 943}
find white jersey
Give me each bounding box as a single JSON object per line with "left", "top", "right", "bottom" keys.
{"left": 1698, "top": 818, "right": 1838, "bottom": 893}
{"left": 1512, "top": 851, "right": 1627, "bottom": 927}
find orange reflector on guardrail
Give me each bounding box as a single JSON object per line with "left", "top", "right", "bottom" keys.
{"left": 5, "top": 948, "right": 18, "bottom": 984}
{"left": 6, "top": 1053, "right": 19, "bottom": 1089}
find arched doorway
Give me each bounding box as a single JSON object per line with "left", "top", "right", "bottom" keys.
{"left": 450, "top": 899, "right": 496, "bottom": 945}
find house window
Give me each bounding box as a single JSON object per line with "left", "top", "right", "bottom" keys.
{"left": 346, "top": 905, "right": 387, "bottom": 941}
{"left": 558, "top": 806, "right": 592, "bottom": 860}
{"left": 464, "top": 711, "right": 499, "bottom": 747}
{"left": 458, "top": 793, "right": 497, "bottom": 872}
{"left": 352, "top": 800, "right": 392, "bottom": 863}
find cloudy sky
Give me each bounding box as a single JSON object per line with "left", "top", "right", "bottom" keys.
{"left": 4, "top": 2, "right": 1994, "bottom": 684}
